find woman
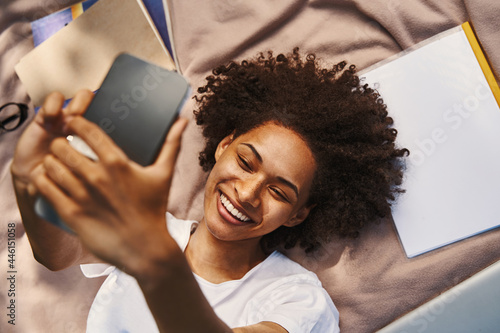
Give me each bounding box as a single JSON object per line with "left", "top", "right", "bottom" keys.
{"left": 12, "top": 49, "right": 407, "bottom": 332}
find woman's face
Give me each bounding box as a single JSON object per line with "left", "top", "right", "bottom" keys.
{"left": 203, "top": 122, "right": 317, "bottom": 244}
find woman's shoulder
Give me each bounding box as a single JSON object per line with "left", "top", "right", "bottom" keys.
{"left": 258, "top": 251, "right": 322, "bottom": 285}
{"left": 166, "top": 213, "right": 198, "bottom": 250}
{"left": 244, "top": 251, "right": 340, "bottom": 332}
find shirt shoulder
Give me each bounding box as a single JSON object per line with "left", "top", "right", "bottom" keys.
{"left": 216, "top": 251, "right": 340, "bottom": 333}
{"left": 258, "top": 251, "right": 321, "bottom": 282}
{"left": 252, "top": 252, "right": 340, "bottom": 333}
{"left": 166, "top": 212, "right": 198, "bottom": 251}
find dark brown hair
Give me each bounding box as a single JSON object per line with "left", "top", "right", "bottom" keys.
{"left": 194, "top": 48, "right": 408, "bottom": 253}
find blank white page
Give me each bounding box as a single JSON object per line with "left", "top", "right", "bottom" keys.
{"left": 361, "top": 26, "right": 500, "bottom": 258}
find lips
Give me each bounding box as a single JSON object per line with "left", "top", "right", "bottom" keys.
{"left": 219, "top": 192, "right": 253, "bottom": 223}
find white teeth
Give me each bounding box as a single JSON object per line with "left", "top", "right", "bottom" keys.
{"left": 220, "top": 193, "right": 251, "bottom": 222}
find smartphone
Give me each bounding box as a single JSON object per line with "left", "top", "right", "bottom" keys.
{"left": 34, "top": 53, "right": 191, "bottom": 233}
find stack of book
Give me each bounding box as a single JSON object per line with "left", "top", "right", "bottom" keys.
{"left": 16, "top": 0, "right": 178, "bottom": 107}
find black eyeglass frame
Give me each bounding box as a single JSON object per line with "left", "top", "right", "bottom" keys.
{"left": 0, "top": 102, "right": 28, "bottom": 132}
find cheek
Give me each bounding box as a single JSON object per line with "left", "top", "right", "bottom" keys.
{"left": 203, "top": 161, "right": 238, "bottom": 203}
{"left": 211, "top": 158, "right": 246, "bottom": 184}
{"left": 261, "top": 199, "right": 295, "bottom": 227}
{"left": 203, "top": 169, "right": 221, "bottom": 210}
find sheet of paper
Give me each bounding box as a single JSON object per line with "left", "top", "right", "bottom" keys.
{"left": 362, "top": 26, "right": 500, "bottom": 258}
{"left": 15, "top": 0, "right": 175, "bottom": 106}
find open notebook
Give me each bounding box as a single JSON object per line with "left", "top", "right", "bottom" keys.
{"left": 361, "top": 22, "right": 500, "bottom": 258}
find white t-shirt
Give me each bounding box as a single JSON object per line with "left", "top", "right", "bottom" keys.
{"left": 81, "top": 213, "right": 340, "bottom": 332}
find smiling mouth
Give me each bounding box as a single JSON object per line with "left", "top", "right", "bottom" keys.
{"left": 219, "top": 193, "right": 252, "bottom": 222}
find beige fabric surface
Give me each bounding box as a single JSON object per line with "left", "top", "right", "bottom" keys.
{"left": 1, "top": 0, "right": 499, "bottom": 332}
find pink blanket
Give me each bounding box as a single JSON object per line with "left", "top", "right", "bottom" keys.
{"left": 1, "top": 0, "right": 499, "bottom": 332}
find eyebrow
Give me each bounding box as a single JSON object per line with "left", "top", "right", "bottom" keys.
{"left": 241, "top": 143, "right": 299, "bottom": 199}
{"left": 242, "top": 143, "right": 262, "bottom": 163}
{"left": 277, "top": 176, "right": 299, "bottom": 199}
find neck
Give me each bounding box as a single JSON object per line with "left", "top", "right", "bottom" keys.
{"left": 185, "top": 219, "right": 268, "bottom": 284}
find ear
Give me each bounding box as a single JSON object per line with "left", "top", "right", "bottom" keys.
{"left": 214, "top": 133, "right": 235, "bottom": 162}
{"left": 283, "top": 204, "right": 316, "bottom": 228}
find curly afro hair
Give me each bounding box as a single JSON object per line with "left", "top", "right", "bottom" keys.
{"left": 194, "top": 48, "right": 408, "bottom": 253}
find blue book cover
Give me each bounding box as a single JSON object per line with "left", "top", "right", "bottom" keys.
{"left": 31, "top": 0, "right": 172, "bottom": 55}
{"left": 142, "top": 0, "right": 173, "bottom": 56}
{"left": 31, "top": 0, "right": 99, "bottom": 46}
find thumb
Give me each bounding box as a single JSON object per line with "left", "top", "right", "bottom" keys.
{"left": 35, "top": 91, "right": 65, "bottom": 129}
{"left": 153, "top": 118, "right": 189, "bottom": 171}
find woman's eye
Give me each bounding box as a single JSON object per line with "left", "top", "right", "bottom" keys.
{"left": 270, "top": 187, "right": 289, "bottom": 203}
{"left": 238, "top": 155, "right": 251, "bottom": 170}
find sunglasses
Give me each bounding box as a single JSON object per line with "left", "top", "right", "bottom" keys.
{"left": 0, "top": 103, "right": 28, "bottom": 132}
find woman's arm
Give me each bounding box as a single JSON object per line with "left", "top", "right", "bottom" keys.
{"left": 12, "top": 175, "right": 96, "bottom": 270}
{"left": 11, "top": 91, "right": 97, "bottom": 270}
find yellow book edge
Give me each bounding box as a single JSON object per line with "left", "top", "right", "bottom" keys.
{"left": 71, "top": 3, "right": 84, "bottom": 19}
{"left": 462, "top": 21, "right": 500, "bottom": 108}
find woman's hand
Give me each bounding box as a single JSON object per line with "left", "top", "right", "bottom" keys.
{"left": 11, "top": 91, "right": 92, "bottom": 187}
{"left": 11, "top": 90, "right": 104, "bottom": 270}
{"left": 30, "top": 91, "right": 188, "bottom": 280}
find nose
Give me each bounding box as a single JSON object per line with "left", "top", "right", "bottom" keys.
{"left": 235, "top": 175, "right": 262, "bottom": 208}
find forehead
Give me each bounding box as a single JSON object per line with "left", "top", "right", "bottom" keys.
{"left": 233, "top": 123, "right": 316, "bottom": 192}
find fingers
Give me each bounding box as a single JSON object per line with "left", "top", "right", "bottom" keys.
{"left": 43, "top": 154, "right": 88, "bottom": 202}
{"left": 65, "top": 116, "right": 127, "bottom": 164}
{"left": 50, "top": 136, "right": 95, "bottom": 167}
{"left": 31, "top": 165, "right": 78, "bottom": 224}
{"left": 154, "top": 118, "right": 188, "bottom": 169}
{"left": 49, "top": 136, "right": 102, "bottom": 185}
{"left": 36, "top": 92, "right": 65, "bottom": 127}
{"left": 36, "top": 89, "right": 95, "bottom": 133}
{"left": 64, "top": 89, "right": 94, "bottom": 116}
